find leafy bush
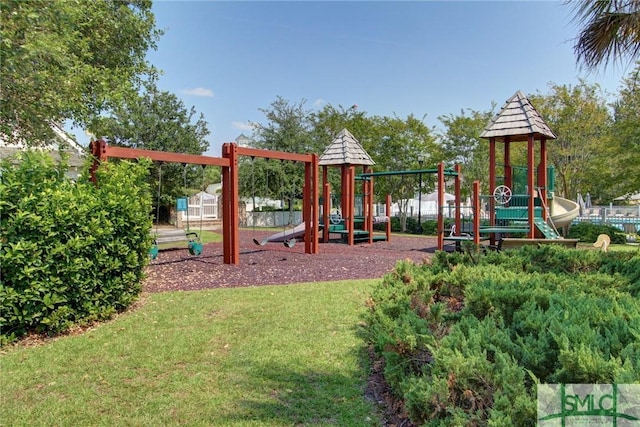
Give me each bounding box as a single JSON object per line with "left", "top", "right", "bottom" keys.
{"left": 363, "top": 246, "right": 640, "bottom": 425}
{"left": 0, "top": 152, "right": 153, "bottom": 344}
{"left": 567, "top": 221, "right": 627, "bottom": 244}
{"left": 390, "top": 217, "right": 452, "bottom": 235}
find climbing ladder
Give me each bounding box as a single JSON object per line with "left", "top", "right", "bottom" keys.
{"left": 533, "top": 218, "right": 561, "bottom": 239}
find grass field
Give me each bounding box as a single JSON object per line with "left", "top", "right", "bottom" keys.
{"left": 155, "top": 229, "right": 222, "bottom": 250}
{"left": 1, "top": 280, "right": 381, "bottom": 426}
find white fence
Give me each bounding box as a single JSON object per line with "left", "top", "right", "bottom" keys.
{"left": 185, "top": 192, "right": 218, "bottom": 219}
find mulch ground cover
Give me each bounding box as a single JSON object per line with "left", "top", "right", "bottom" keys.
{"left": 144, "top": 229, "right": 438, "bottom": 292}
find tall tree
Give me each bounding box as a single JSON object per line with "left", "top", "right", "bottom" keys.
{"left": 363, "top": 115, "right": 440, "bottom": 231}
{"left": 437, "top": 107, "right": 495, "bottom": 196}
{"left": 570, "top": 0, "right": 640, "bottom": 70}
{"left": 529, "top": 82, "right": 613, "bottom": 201}
{"left": 90, "top": 83, "right": 211, "bottom": 204}
{"left": 611, "top": 61, "right": 640, "bottom": 197}
{"left": 1, "top": 0, "right": 161, "bottom": 145}
{"left": 249, "top": 97, "right": 315, "bottom": 214}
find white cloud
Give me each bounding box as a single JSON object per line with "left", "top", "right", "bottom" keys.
{"left": 313, "top": 98, "right": 326, "bottom": 108}
{"left": 182, "top": 87, "right": 214, "bottom": 97}
{"left": 232, "top": 121, "right": 254, "bottom": 131}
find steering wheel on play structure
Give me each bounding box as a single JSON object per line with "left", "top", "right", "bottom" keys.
{"left": 493, "top": 185, "right": 512, "bottom": 205}
{"left": 329, "top": 208, "right": 343, "bottom": 225}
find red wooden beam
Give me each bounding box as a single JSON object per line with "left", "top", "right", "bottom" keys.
{"left": 91, "top": 140, "right": 230, "bottom": 167}
{"left": 437, "top": 162, "right": 445, "bottom": 251}
{"left": 322, "top": 166, "right": 330, "bottom": 243}
{"left": 454, "top": 164, "right": 462, "bottom": 237}
{"left": 527, "top": 135, "right": 535, "bottom": 238}
{"left": 222, "top": 143, "right": 240, "bottom": 265}
{"left": 236, "top": 146, "right": 313, "bottom": 163}
{"left": 473, "top": 180, "right": 481, "bottom": 245}
{"left": 539, "top": 137, "right": 548, "bottom": 221}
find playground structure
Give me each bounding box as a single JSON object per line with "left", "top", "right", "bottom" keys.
{"left": 90, "top": 140, "right": 320, "bottom": 265}
{"left": 359, "top": 163, "right": 462, "bottom": 250}
{"left": 459, "top": 90, "right": 580, "bottom": 250}
{"left": 91, "top": 91, "right": 585, "bottom": 260}
{"left": 313, "top": 129, "right": 462, "bottom": 247}
{"left": 317, "top": 129, "right": 388, "bottom": 245}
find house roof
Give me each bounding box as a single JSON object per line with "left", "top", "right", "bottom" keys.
{"left": 0, "top": 122, "right": 86, "bottom": 167}
{"left": 480, "top": 91, "right": 556, "bottom": 142}
{"left": 318, "top": 128, "right": 375, "bottom": 166}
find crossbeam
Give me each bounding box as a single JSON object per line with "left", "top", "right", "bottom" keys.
{"left": 91, "top": 141, "right": 230, "bottom": 167}
{"left": 236, "top": 146, "right": 313, "bottom": 163}
{"left": 358, "top": 168, "right": 458, "bottom": 178}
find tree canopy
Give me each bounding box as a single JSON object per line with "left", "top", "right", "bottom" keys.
{"left": 610, "top": 61, "right": 640, "bottom": 197}
{"left": 90, "top": 83, "right": 211, "bottom": 205}
{"left": 437, "top": 107, "right": 495, "bottom": 196}
{"left": 529, "top": 82, "right": 612, "bottom": 201}
{"left": 1, "top": 0, "right": 161, "bottom": 145}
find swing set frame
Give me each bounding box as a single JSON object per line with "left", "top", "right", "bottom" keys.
{"left": 90, "top": 140, "right": 320, "bottom": 265}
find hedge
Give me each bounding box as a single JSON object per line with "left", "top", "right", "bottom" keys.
{"left": 0, "top": 152, "right": 153, "bottom": 344}
{"left": 363, "top": 245, "right": 640, "bottom": 425}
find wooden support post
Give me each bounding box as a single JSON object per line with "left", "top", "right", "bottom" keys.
{"left": 222, "top": 143, "right": 239, "bottom": 265}
{"left": 347, "top": 165, "right": 355, "bottom": 246}
{"left": 489, "top": 137, "right": 496, "bottom": 246}
{"left": 368, "top": 168, "right": 374, "bottom": 244}
{"left": 454, "top": 164, "right": 461, "bottom": 237}
{"left": 539, "top": 137, "right": 548, "bottom": 221}
{"left": 437, "top": 162, "right": 445, "bottom": 251}
{"left": 473, "top": 180, "right": 481, "bottom": 245}
{"left": 386, "top": 194, "right": 392, "bottom": 242}
{"left": 527, "top": 135, "right": 535, "bottom": 238}
{"left": 309, "top": 153, "right": 319, "bottom": 254}
{"left": 322, "top": 167, "right": 330, "bottom": 242}
{"left": 504, "top": 138, "right": 512, "bottom": 191}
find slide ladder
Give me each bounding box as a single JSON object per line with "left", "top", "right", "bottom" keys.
{"left": 534, "top": 218, "right": 561, "bottom": 239}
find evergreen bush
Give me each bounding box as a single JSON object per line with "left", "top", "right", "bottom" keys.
{"left": 567, "top": 222, "right": 627, "bottom": 244}
{"left": 363, "top": 245, "right": 640, "bottom": 425}
{"left": 0, "top": 152, "right": 152, "bottom": 344}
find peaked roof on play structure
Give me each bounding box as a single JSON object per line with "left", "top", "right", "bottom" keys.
{"left": 480, "top": 90, "right": 557, "bottom": 142}
{"left": 318, "top": 128, "right": 375, "bottom": 166}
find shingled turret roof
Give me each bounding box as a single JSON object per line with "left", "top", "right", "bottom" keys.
{"left": 480, "top": 91, "right": 556, "bottom": 142}
{"left": 318, "top": 128, "right": 375, "bottom": 166}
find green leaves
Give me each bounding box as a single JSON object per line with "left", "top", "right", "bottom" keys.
{"left": 0, "top": 151, "right": 152, "bottom": 344}
{"left": 0, "top": 0, "right": 161, "bottom": 145}
{"left": 364, "top": 246, "right": 640, "bottom": 425}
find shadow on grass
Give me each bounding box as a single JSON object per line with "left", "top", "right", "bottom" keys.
{"left": 213, "top": 358, "right": 379, "bottom": 426}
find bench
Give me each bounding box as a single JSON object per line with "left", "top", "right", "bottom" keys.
{"left": 443, "top": 224, "right": 489, "bottom": 251}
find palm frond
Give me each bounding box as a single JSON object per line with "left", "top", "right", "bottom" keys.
{"left": 569, "top": 0, "right": 640, "bottom": 70}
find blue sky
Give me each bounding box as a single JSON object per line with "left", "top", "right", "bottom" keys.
{"left": 108, "top": 1, "right": 631, "bottom": 155}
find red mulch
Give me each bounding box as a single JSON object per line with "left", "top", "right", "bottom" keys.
{"left": 144, "top": 230, "right": 438, "bottom": 292}
{"left": 144, "top": 229, "right": 432, "bottom": 426}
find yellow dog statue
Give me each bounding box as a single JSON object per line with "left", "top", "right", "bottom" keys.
{"left": 593, "top": 234, "right": 610, "bottom": 252}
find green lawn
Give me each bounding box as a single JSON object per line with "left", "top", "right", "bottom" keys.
{"left": 155, "top": 229, "right": 222, "bottom": 250}
{"left": 577, "top": 242, "right": 640, "bottom": 252}
{"left": 1, "top": 280, "right": 381, "bottom": 426}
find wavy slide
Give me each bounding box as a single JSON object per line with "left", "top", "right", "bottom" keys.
{"left": 550, "top": 197, "right": 580, "bottom": 227}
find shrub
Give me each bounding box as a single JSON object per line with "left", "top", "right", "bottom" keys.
{"left": 390, "top": 217, "right": 452, "bottom": 235}
{"left": 0, "top": 152, "right": 152, "bottom": 344}
{"left": 567, "top": 222, "right": 627, "bottom": 244}
{"left": 363, "top": 246, "right": 640, "bottom": 425}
